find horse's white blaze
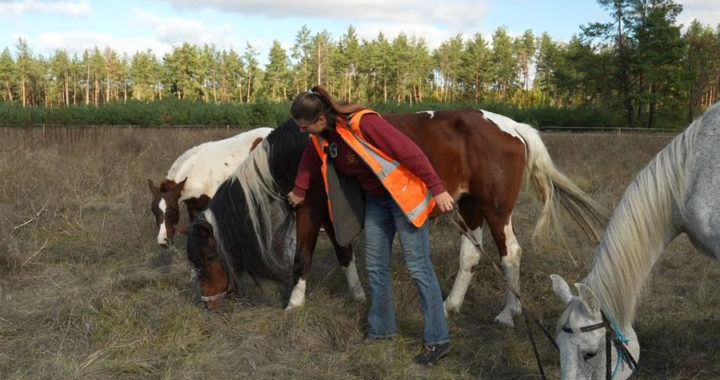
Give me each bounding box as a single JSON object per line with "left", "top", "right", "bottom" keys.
{"left": 342, "top": 259, "right": 366, "bottom": 302}
{"left": 444, "top": 226, "right": 483, "bottom": 315}
{"left": 495, "top": 218, "right": 522, "bottom": 326}
{"left": 157, "top": 224, "right": 168, "bottom": 245}
{"left": 156, "top": 199, "right": 168, "bottom": 244}
{"left": 479, "top": 109, "right": 523, "bottom": 140}
{"left": 285, "top": 279, "right": 306, "bottom": 310}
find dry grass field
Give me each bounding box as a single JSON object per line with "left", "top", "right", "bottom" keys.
{"left": 1, "top": 125, "right": 719, "bottom": 379}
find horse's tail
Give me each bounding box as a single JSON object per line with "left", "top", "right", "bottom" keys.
{"left": 512, "top": 123, "right": 608, "bottom": 250}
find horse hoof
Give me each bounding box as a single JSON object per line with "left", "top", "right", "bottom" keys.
{"left": 494, "top": 313, "right": 515, "bottom": 327}
{"left": 443, "top": 300, "right": 459, "bottom": 316}
{"left": 351, "top": 288, "right": 367, "bottom": 302}
{"left": 285, "top": 303, "right": 302, "bottom": 311}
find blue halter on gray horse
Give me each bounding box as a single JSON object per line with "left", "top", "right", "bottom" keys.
{"left": 552, "top": 102, "right": 720, "bottom": 380}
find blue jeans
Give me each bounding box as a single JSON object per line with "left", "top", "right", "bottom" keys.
{"left": 364, "top": 193, "right": 450, "bottom": 345}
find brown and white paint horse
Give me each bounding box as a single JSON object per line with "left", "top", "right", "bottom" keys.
{"left": 148, "top": 127, "right": 271, "bottom": 247}
{"left": 187, "top": 109, "right": 607, "bottom": 325}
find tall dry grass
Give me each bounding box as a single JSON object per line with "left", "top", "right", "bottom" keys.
{"left": 1, "top": 127, "right": 718, "bottom": 379}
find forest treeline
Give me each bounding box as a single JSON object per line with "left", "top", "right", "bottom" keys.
{"left": 0, "top": 0, "right": 718, "bottom": 129}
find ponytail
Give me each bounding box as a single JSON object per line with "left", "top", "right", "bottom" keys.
{"left": 290, "top": 85, "right": 366, "bottom": 122}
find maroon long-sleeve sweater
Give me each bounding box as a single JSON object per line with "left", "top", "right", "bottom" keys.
{"left": 292, "top": 113, "right": 445, "bottom": 198}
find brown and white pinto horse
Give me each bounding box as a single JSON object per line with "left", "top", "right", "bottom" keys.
{"left": 148, "top": 127, "right": 271, "bottom": 247}
{"left": 187, "top": 109, "right": 607, "bottom": 325}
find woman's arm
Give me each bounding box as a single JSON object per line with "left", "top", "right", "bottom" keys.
{"left": 289, "top": 140, "right": 321, "bottom": 206}
{"left": 359, "top": 113, "right": 453, "bottom": 212}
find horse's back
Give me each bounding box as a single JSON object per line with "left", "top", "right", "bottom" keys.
{"left": 168, "top": 127, "right": 273, "bottom": 200}
{"left": 682, "top": 103, "right": 720, "bottom": 258}
{"left": 382, "top": 109, "right": 527, "bottom": 202}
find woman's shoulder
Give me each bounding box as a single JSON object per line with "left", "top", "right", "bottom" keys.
{"left": 357, "top": 111, "right": 386, "bottom": 127}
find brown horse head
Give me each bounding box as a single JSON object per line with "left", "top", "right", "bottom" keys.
{"left": 148, "top": 178, "right": 186, "bottom": 247}
{"left": 187, "top": 215, "right": 234, "bottom": 309}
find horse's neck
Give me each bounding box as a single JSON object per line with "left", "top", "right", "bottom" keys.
{"left": 584, "top": 131, "right": 690, "bottom": 328}
{"left": 586, "top": 223, "right": 679, "bottom": 327}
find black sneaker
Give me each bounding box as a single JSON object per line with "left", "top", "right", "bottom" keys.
{"left": 414, "top": 342, "right": 451, "bottom": 366}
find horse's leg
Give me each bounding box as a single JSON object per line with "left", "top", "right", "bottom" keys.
{"left": 443, "top": 200, "right": 484, "bottom": 315}
{"left": 322, "top": 221, "right": 366, "bottom": 302}
{"left": 443, "top": 225, "right": 483, "bottom": 316}
{"left": 286, "top": 203, "right": 322, "bottom": 311}
{"left": 487, "top": 213, "right": 522, "bottom": 327}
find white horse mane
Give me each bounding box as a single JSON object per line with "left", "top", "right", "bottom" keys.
{"left": 582, "top": 115, "right": 704, "bottom": 327}
{"left": 229, "top": 139, "right": 289, "bottom": 265}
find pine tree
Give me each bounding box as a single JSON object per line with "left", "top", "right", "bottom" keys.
{"left": 0, "top": 48, "right": 16, "bottom": 103}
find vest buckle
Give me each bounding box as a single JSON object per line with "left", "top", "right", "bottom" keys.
{"left": 325, "top": 142, "right": 338, "bottom": 159}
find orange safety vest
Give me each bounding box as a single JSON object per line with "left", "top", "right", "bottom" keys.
{"left": 310, "top": 109, "right": 436, "bottom": 228}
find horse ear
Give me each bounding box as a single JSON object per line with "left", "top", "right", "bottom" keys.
{"left": 575, "top": 282, "right": 600, "bottom": 314}
{"left": 250, "top": 137, "right": 263, "bottom": 152}
{"left": 148, "top": 179, "right": 160, "bottom": 196}
{"left": 550, "top": 274, "right": 574, "bottom": 305}
{"left": 175, "top": 177, "right": 187, "bottom": 193}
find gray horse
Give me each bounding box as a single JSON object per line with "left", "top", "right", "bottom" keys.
{"left": 552, "top": 102, "right": 720, "bottom": 379}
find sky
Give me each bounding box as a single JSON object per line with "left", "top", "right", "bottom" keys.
{"left": 1, "top": 0, "right": 718, "bottom": 67}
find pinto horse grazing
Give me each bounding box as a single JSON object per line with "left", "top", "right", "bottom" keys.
{"left": 188, "top": 109, "right": 607, "bottom": 325}
{"left": 551, "top": 103, "right": 720, "bottom": 380}
{"left": 148, "top": 127, "right": 272, "bottom": 247}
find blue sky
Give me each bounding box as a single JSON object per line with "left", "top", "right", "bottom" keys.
{"left": 1, "top": 0, "right": 718, "bottom": 66}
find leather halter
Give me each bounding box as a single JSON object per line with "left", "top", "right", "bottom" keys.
{"left": 191, "top": 268, "right": 235, "bottom": 304}
{"left": 201, "top": 291, "right": 229, "bottom": 302}
{"left": 561, "top": 310, "right": 638, "bottom": 380}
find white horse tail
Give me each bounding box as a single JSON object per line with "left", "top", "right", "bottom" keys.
{"left": 512, "top": 124, "right": 608, "bottom": 251}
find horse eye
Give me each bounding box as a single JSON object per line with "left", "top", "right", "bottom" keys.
{"left": 583, "top": 352, "right": 598, "bottom": 361}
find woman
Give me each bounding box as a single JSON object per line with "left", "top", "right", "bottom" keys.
{"left": 287, "top": 85, "right": 453, "bottom": 367}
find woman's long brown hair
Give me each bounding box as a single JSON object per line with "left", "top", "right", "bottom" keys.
{"left": 290, "top": 85, "right": 366, "bottom": 122}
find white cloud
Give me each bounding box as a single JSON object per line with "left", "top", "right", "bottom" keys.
{"left": 676, "top": 0, "right": 720, "bottom": 28}
{"left": 155, "top": 0, "right": 488, "bottom": 29}
{"left": 0, "top": 0, "right": 92, "bottom": 17}
{"left": 133, "top": 10, "right": 240, "bottom": 49}
{"left": 355, "top": 23, "right": 456, "bottom": 50}
{"left": 30, "top": 31, "right": 170, "bottom": 57}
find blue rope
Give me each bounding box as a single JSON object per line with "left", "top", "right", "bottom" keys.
{"left": 609, "top": 318, "right": 631, "bottom": 378}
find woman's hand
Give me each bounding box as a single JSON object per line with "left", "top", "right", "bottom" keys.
{"left": 434, "top": 191, "right": 454, "bottom": 213}
{"left": 288, "top": 191, "right": 305, "bottom": 208}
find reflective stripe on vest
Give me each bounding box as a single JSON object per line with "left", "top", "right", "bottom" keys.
{"left": 310, "top": 109, "right": 435, "bottom": 227}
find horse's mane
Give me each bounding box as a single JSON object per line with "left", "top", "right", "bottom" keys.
{"left": 583, "top": 111, "right": 707, "bottom": 327}
{"left": 205, "top": 119, "right": 307, "bottom": 284}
